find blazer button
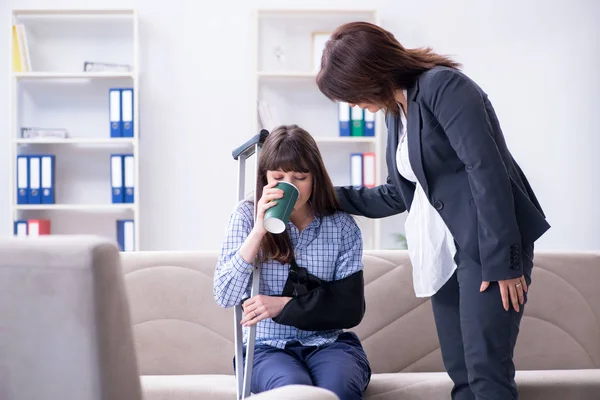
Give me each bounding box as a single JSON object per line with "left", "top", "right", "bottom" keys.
{"left": 434, "top": 200, "right": 444, "bottom": 210}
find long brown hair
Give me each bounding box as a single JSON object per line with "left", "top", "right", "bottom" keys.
{"left": 256, "top": 125, "right": 339, "bottom": 263}
{"left": 316, "top": 21, "right": 461, "bottom": 115}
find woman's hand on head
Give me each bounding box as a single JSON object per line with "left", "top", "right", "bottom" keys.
{"left": 253, "top": 181, "right": 284, "bottom": 236}
{"left": 241, "top": 294, "right": 292, "bottom": 327}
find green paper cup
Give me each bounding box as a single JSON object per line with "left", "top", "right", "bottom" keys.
{"left": 263, "top": 181, "right": 299, "bottom": 234}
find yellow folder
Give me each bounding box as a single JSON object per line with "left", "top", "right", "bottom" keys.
{"left": 12, "top": 25, "right": 23, "bottom": 72}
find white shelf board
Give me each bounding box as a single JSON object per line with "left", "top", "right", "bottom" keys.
{"left": 257, "top": 8, "right": 377, "bottom": 15}
{"left": 16, "top": 138, "right": 136, "bottom": 146}
{"left": 13, "top": 72, "right": 135, "bottom": 80}
{"left": 15, "top": 204, "right": 135, "bottom": 212}
{"left": 313, "top": 136, "right": 376, "bottom": 144}
{"left": 258, "top": 71, "right": 317, "bottom": 79}
{"left": 12, "top": 9, "right": 136, "bottom": 16}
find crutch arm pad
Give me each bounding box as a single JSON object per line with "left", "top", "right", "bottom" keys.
{"left": 232, "top": 130, "right": 269, "bottom": 160}
{"left": 272, "top": 270, "right": 365, "bottom": 331}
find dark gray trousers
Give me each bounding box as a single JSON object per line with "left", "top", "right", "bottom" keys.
{"left": 431, "top": 245, "right": 534, "bottom": 400}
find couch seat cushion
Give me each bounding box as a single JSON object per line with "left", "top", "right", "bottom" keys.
{"left": 364, "top": 370, "right": 600, "bottom": 400}
{"left": 141, "top": 375, "right": 236, "bottom": 400}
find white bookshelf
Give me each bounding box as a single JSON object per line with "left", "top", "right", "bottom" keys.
{"left": 14, "top": 72, "right": 135, "bottom": 79}
{"left": 15, "top": 204, "right": 135, "bottom": 212}
{"left": 8, "top": 8, "right": 140, "bottom": 250}
{"left": 313, "top": 136, "right": 377, "bottom": 144}
{"left": 257, "top": 71, "right": 317, "bottom": 79}
{"left": 15, "top": 138, "right": 136, "bottom": 145}
{"left": 253, "top": 8, "right": 396, "bottom": 249}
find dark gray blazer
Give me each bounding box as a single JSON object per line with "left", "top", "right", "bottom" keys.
{"left": 335, "top": 66, "right": 550, "bottom": 282}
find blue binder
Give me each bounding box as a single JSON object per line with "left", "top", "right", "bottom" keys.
{"left": 16, "top": 155, "right": 29, "bottom": 204}
{"left": 41, "top": 155, "right": 55, "bottom": 204}
{"left": 121, "top": 88, "right": 134, "bottom": 137}
{"left": 116, "top": 219, "right": 135, "bottom": 251}
{"left": 14, "top": 220, "right": 28, "bottom": 236}
{"left": 28, "top": 155, "right": 41, "bottom": 204}
{"left": 111, "top": 154, "right": 124, "bottom": 203}
{"left": 123, "top": 154, "right": 134, "bottom": 203}
{"left": 338, "top": 102, "right": 351, "bottom": 136}
{"left": 364, "top": 110, "right": 375, "bottom": 136}
{"left": 109, "top": 88, "right": 122, "bottom": 137}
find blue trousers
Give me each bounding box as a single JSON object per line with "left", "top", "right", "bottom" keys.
{"left": 431, "top": 245, "right": 534, "bottom": 400}
{"left": 241, "top": 332, "right": 371, "bottom": 400}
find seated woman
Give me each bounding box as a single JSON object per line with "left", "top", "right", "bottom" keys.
{"left": 214, "top": 125, "right": 371, "bottom": 400}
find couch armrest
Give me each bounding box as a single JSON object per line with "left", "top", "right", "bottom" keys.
{"left": 0, "top": 236, "right": 141, "bottom": 400}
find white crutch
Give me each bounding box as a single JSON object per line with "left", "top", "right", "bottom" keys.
{"left": 231, "top": 129, "right": 269, "bottom": 399}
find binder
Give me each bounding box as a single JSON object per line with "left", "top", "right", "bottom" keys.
{"left": 117, "top": 219, "right": 135, "bottom": 251}
{"left": 12, "top": 25, "right": 23, "bottom": 72}
{"left": 16, "top": 155, "right": 29, "bottom": 204}
{"left": 109, "top": 88, "right": 122, "bottom": 137}
{"left": 364, "top": 110, "right": 375, "bottom": 136}
{"left": 121, "top": 88, "right": 134, "bottom": 137}
{"left": 123, "top": 154, "right": 135, "bottom": 203}
{"left": 351, "top": 106, "right": 364, "bottom": 136}
{"left": 14, "top": 220, "right": 28, "bottom": 236}
{"left": 27, "top": 219, "right": 51, "bottom": 236}
{"left": 28, "top": 155, "right": 41, "bottom": 204}
{"left": 41, "top": 155, "right": 55, "bottom": 204}
{"left": 362, "top": 152, "right": 376, "bottom": 188}
{"left": 350, "top": 153, "right": 363, "bottom": 187}
{"left": 338, "top": 102, "right": 351, "bottom": 136}
{"left": 111, "top": 154, "right": 124, "bottom": 203}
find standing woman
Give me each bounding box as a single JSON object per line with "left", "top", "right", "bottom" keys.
{"left": 316, "top": 22, "right": 550, "bottom": 400}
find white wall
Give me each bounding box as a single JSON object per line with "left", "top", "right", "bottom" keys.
{"left": 1, "top": 0, "right": 598, "bottom": 251}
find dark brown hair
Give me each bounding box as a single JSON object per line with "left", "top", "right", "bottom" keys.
{"left": 255, "top": 125, "right": 339, "bottom": 264}
{"left": 316, "top": 21, "right": 461, "bottom": 115}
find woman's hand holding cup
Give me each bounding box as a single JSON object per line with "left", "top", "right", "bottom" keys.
{"left": 254, "top": 181, "right": 284, "bottom": 236}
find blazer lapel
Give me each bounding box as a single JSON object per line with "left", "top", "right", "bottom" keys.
{"left": 406, "top": 86, "right": 429, "bottom": 196}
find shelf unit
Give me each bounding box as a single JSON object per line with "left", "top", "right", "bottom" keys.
{"left": 14, "top": 72, "right": 135, "bottom": 79}
{"left": 253, "top": 8, "right": 391, "bottom": 249}
{"left": 15, "top": 138, "right": 136, "bottom": 145}
{"left": 8, "top": 8, "right": 140, "bottom": 249}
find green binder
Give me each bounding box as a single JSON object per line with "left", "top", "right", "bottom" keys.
{"left": 351, "top": 105, "right": 364, "bottom": 136}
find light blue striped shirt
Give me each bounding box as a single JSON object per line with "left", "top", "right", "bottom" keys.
{"left": 214, "top": 200, "right": 364, "bottom": 349}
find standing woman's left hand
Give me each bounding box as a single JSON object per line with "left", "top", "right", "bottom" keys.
{"left": 480, "top": 276, "right": 527, "bottom": 312}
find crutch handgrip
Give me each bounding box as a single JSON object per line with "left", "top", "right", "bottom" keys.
{"left": 232, "top": 130, "right": 269, "bottom": 160}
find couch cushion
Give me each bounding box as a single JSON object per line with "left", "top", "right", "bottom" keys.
{"left": 353, "top": 251, "right": 600, "bottom": 373}
{"left": 141, "top": 375, "right": 235, "bottom": 400}
{"left": 141, "top": 376, "right": 339, "bottom": 400}
{"left": 353, "top": 252, "right": 443, "bottom": 373}
{"left": 363, "top": 369, "right": 600, "bottom": 400}
{"left": 514, "top": 252, "right": 600, "bottom": 370}
{"left": 121, "top": 251, "right": 235, "bottom": 375}
{"left": 120, "top": 250, "right": 600, "bottom": 376}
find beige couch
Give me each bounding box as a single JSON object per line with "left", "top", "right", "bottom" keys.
{"left": 121, "top": 249, "right": 600, "bottom": 400}
{"left": 0, "top": 236, "right": 339, "bottom": 400}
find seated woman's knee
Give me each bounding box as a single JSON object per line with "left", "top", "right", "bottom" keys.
{"left": 265, "top": 371, "right": 312, "bottom": 389}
